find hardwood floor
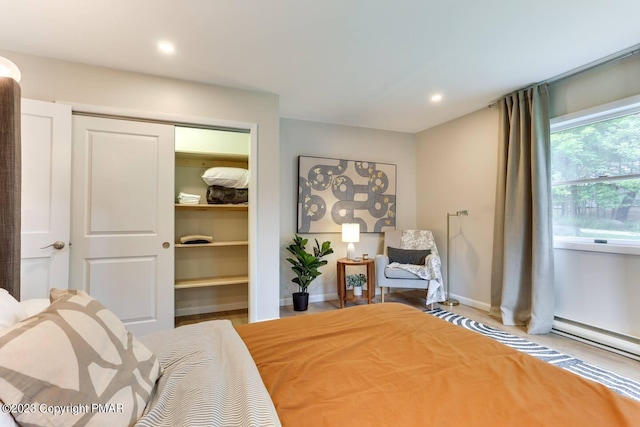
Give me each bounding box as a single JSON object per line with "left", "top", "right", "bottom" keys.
{"left": 175, "top": 308, "right": 249, "bottom": 327}
{"left": 177, "top": 290, "right": 640, "bottom": 383}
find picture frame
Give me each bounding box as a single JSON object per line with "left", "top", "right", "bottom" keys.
{"left": 297, "top": 155, "right": 397, "bottom": 233}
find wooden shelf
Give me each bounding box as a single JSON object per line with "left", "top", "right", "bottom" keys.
{"left": 175, "top": 275, "right": 249, "bottom": 290}
{"left": 175, "top": 154, "right": 248, "bottom": 167}
{"left": 175, "top": 241, "right": 248, "bottom": 248}
{"left": 175, "top": 203, "right": 248, "bottom": 211}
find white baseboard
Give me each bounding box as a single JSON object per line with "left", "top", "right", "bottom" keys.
{"left": 280, "top": 292, "right": 340, "bottom": 307}
{"left": 175, "top": 301, "right": 248, "bottom": 317}
{"left": 552, "top": 318, "right": 640, "bottom": 361}
{"left": 452, "top": 297, "right": 640, "bottom": 360}
{"left": 448, "top": 293, "right": 491, "bottom": 312}
{"left": 280, "top": 288, "right": 385, "bottom": 306}
{"left": 278, "top": 289, "right": 491, "bottom": 312}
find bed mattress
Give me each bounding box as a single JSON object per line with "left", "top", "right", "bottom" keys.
{"left": 236, "top": 303, "right": 640, "bottom": 426}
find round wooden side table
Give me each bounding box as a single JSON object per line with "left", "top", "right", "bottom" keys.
{"left": 336, "top": 257, "right": 376, "bottom": 308}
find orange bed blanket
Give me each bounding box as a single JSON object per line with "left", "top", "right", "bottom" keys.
{"left": 236, "top": 303, "right": 640, "bottom": 426}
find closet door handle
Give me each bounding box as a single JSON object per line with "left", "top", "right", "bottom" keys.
{"left": 41, "top": 241, "right": 65, "bottom": 250}
{"left": 162, "top": 242, "right": 170, "bottom": 249}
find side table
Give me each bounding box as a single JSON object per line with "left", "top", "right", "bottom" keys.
{"left": 336, "top": 258, "right": 376, "bottom": 308}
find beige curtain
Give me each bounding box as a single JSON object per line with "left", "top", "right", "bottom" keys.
{"left": 0, "top": 77, "right": 21, "bottom": 299}
{"left": 490, "top": 84, "right": 554, "bottom": 334}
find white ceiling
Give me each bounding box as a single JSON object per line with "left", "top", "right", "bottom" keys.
{"left": 1, "top": 1, "right": 639, "bottom": 133}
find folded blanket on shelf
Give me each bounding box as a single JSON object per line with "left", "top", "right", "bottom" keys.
{"left": 206, "top": 186, "right": 248, "bottom": 204}
{"left": 177, "top": 192, "right": 201, "bottom": 204}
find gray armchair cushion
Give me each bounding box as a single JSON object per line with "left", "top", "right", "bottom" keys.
{"left": 387, "top": 247, "right": 431, "bottom": 265}
{"left": 384, "top": 267, "right": 422, "bottom": 280}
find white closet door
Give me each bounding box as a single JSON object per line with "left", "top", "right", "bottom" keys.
{"left": 71, "top": 115, "right": 174, "bottom": 335}
{"left": 20, "top": 99, "right": 72, "bottom": 300}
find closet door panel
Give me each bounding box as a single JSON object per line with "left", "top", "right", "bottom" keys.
{"left": 85, "top": 256, "right": 157, "bottom": 322}
{"left": 71, "top": 115, "right": 174, "bottom": 335}
{"left": 87, "top": 133, "right": 160, "bottom": 233}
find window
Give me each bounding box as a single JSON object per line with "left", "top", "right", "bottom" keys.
{"left": 551, "top": 95, "right": 640, "bottom": 248}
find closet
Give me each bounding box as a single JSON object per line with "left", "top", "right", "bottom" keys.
{"left": 71, "top": 115, "right": 175, "bottom": 337}
{"left": 71, "top": 114, "right": 252, "bottom": 336}
{"left": 174, "top": 127, "right": 250, "bottom": 321}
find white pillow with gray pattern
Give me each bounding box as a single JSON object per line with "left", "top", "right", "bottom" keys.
{"left": 0, "top": 289, "right": 161, "bottom": 426}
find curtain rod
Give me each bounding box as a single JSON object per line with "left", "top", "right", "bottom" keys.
{"left": 488, "top": 43, "right": 640, "bottom": 108}
{"left": 545, "top": 43, "right": 640, "bottom": 86}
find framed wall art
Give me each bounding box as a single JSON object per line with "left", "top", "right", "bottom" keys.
{"left": 297, "top": 155, "right": 396, "bottom": 233}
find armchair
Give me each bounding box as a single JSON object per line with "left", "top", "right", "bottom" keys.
{"left": 375, "top": 229, "right": 445, "bottom": 307}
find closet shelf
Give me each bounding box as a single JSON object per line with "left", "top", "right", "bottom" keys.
{"left": 175, "top": 241, "right": 248, "bottom": 248}
{"left": 175, "top": 275, "right": 249, "bottom": 290}
{"left": 175, "top": 203, "right": 248, "bottom": 211}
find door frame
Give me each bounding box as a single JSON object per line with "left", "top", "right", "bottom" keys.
{"left": 62, "top": 102, "right": 259, "bottom": 323}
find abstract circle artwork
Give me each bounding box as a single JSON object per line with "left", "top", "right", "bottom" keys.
{"left": 297, "top": 155, "right": 397, "bottom": 233}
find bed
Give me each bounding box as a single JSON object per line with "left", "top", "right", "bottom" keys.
{"left": 236, "top": 303, "right": 640, "bottom": 426}
{"left": 1, "top": 290, "right": 639, "bottom": 426}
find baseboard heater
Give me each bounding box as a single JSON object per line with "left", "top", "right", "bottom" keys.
{"left": 552, "top": 317, "right": 640, "bottom": 362}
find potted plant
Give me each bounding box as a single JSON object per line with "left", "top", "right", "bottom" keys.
{"left": 286, "top": 234, "right": 334, "bottom": 311}
{"left": 346, "top": 273, "right": 367, "bottom": 297}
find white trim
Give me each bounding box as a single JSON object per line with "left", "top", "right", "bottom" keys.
{"left": 552, "top": 318, "right": 640, "bottom": 361}
{"left": 59, "top": 101, "right": 256, "bottom": 130}
{"left": 551, "top": 93, "right": 640, "bottom": 131}
{"left": 450, "top": 293, "right": 491, "bottom": 312}
{"left": 554, "top": 238, "right": 640, "bottom": 255}
{"left": 247, "top": 125, "right": 259, "bottom": 322}
{"left": 59, "top": 101, "right": 261, "bottom": 323}
{"left": 279, "top": 288, "right": 382, "bottom": 307}
{"left": 277, "top": 290, "right": 492, "bottom": 313}
{"left": 280, "top": 292, "right": 339, "bottom": 307}
{"left": 551, "top": 94, "right": 640, "bottom": 254}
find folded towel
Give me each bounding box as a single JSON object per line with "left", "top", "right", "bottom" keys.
{"left": 178, "top": 192, "right": 200, "bottom": 199}
{"left": 177, "top": 192, "right": 201, "bottom": 204}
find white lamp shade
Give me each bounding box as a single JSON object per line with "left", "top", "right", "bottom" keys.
{"left": 0, "top": 57, "right": 21, "bottom": 82}
{"left": 341, "top": 223, "right": 360, "bottom": 243}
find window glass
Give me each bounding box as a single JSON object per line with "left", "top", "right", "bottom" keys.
{"left": 551, "top": 108, "right": 640, "bottom": 244}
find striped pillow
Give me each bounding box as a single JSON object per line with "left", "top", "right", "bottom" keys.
{"left": 0, "top": 289, "right": 160, "bottom": 426}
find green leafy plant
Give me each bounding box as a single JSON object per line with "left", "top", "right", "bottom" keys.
{"left": 286, "top": 234, "right": 334, "bottom": 294}
{"left": 346, "top": 273, "right": 367, "bottom": 288}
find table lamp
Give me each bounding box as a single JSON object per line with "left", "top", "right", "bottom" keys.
{"left": 342, "top": 223, "right": 360, "bottom": 260}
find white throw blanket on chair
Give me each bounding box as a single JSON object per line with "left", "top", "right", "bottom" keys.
{"left": 388, "top": 230, "right": 445, "bottom": 305}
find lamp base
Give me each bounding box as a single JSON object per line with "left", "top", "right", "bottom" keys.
{"left": 439, "top": 298, "right": 460, "bottom": 306}
{"left": 346, "top": 242, "right": 355, "bottom": 260}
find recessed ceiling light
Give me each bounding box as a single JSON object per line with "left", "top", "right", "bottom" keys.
{"left": 430, "top": 94, "right": 443, "bottom": 103}
{"left": 158, "top": 41, "right": 175, "bottom": 55}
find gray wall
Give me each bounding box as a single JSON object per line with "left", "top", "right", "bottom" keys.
{"left": 416, "top": 53, "right": 640, "bottom": 341}
{"left": 279, "top": 118, "right": 416, "bottom": 303}
{"left": 415, "top": 107, "right": 499, "bottom": 311}
{"left": 549, "top": 53, "right": 640, "bottom": 118}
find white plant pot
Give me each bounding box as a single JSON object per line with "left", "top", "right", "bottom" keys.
{"left": 353, "top": 286, "right": 363, "bottom": 297}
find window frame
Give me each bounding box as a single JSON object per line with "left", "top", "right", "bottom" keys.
{"left": 550, "top": 93, "right": 640, "bottom": 255}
